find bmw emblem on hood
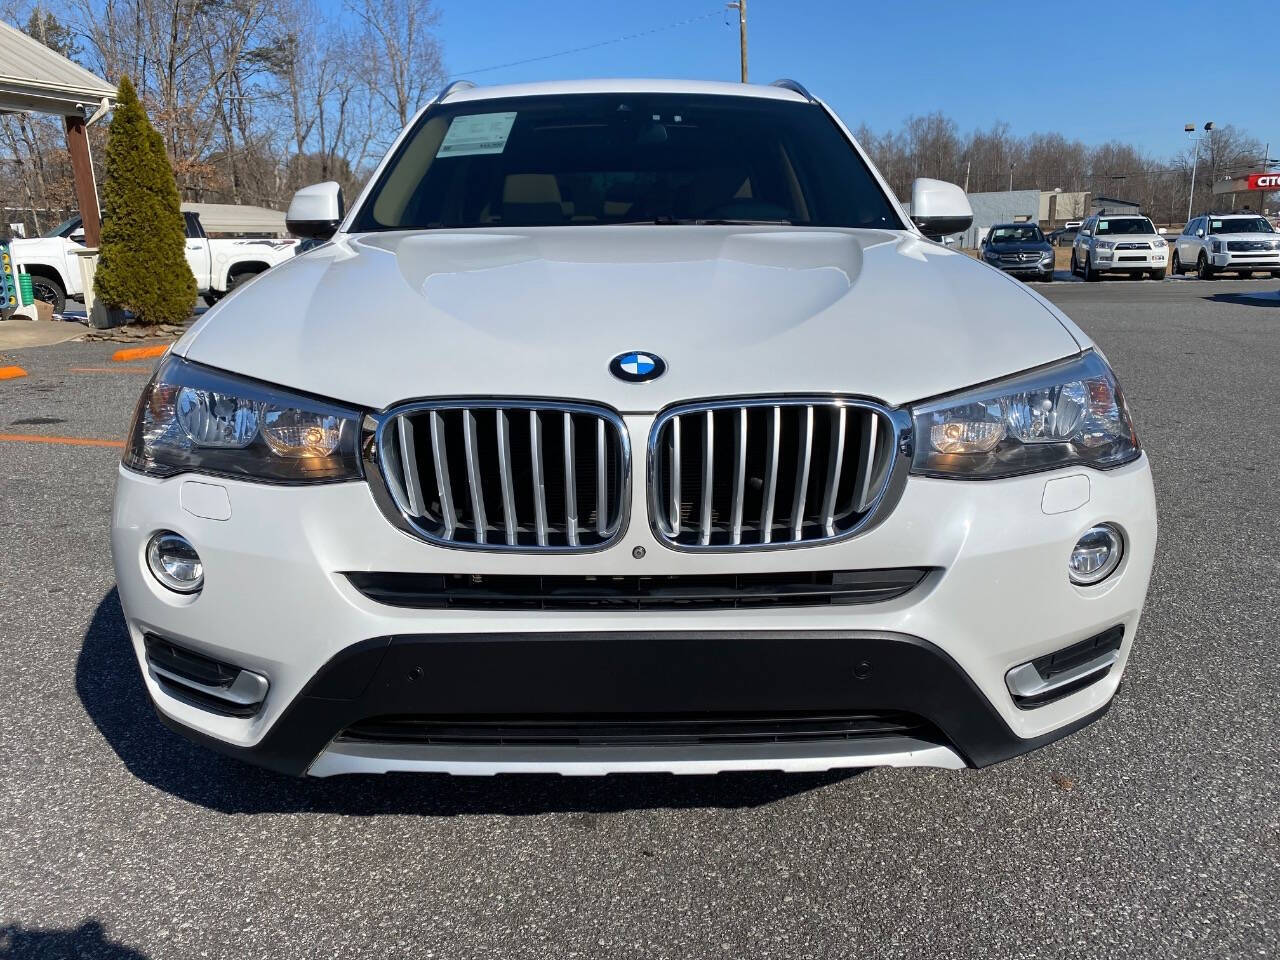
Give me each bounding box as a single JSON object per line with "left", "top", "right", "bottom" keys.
{"left": 610, "top": 351, "right": 666, "bottom": 383}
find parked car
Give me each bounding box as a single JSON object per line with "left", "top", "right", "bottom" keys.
{"left": 980, "top": 223, "right": 1055, "bottom": 281}
{"left": 11, "top": 209, "right": 298, "bottom": 313}
{"left": 1070, "top": 214, "right": 1168, "bottom": 281}
{"left": 1171, "top": 214, "right": 1280, "bottom": 280}
{"left": 112, "top": 78, "right": 1156, "bottom": 778}
{"left": 1047, "top": 225, "right": 1079, "bottom": 247}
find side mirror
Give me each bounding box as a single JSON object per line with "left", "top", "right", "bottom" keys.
{"left": 1196, "top": 228, "right": 1204, "bottom": 237}
{"left": 909, "top": 178, "right": 973, "bottom": 241}
{"left": 70, "top": 229, "right": 85, "bottom": 243}
{"left": 286, "top": 181, "right": 344, "bottom": 241}
{"left": 1157, "top": 227, "right": 1167, "bottom": 235}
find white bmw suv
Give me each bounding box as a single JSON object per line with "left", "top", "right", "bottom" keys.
{"left": 112, "top": 79, "right": 1157, "bottom": 778}
{"left": 1171, "top": 213, "right": 1280, "bottom": 279}
{"left": 1070, "top": 214, "right": 1168, "bottom": 281}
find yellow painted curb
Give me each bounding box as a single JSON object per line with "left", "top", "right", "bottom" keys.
{"left": 112, "top": 344, "right": 170, "bottom": 362}
{"left": 0, "top": 365, "right": 28, "bottom": 380}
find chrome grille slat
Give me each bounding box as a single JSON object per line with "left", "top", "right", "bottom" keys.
{"left": 760, "top": 405, "right": 780, "bottom": 545}
{"left": 699, "top": 409, "right": 714, "bottom": 546}
{"left": 374, "top": 400, "right": 628, "bottom": 552}
{"left": 650, "top": 397, "right": 901, "bottom": 551}
{"left": 563, "top": 412, "right": 578, "bottom": 547}
{"left": 730, "top": 408, "right": 747, "bottom": 545}
{"left": 530, "top": 410, "right": 549, "bottom": 547}
{"left": 428, "top": 411, "right": 457, "bottom": 539}
{"left": 462, "top": 410, "right": 488, "bottom": 544}
{"left": 397, "top": 418, "right": 425, "bottom": 517}
{"left": 790, "top": 405, "right": 814, "bottom": 541}
{"left": 821, "top": 406, "right": 846, "bottom": 536}
{"left": 495, "top": 410, "right": 518, "bottom": 545}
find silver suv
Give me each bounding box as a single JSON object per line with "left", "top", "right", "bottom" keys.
{"left": 1171, "top": 214, "right": 1280, "bottom": 280}
{"left": 1070, "top": 214, "right": 1168, "bottom": 281}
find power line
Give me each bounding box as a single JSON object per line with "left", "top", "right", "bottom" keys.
{"left": 446, "top": 9, "right": 723, "bottom": 79}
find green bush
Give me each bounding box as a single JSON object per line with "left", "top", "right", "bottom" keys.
{"left": 94, "top": 76, "right": 195, "bottom": 325}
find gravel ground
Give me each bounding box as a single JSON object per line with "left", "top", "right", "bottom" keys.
{"left": 1, "top": 279, "right": 1277, "bottom": 959}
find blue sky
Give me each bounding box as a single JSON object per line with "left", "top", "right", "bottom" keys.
{"left": 420, "top": 0, "right": 1276, "bottom": 160}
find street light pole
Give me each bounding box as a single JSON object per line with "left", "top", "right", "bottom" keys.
{"left": 1185, "top": 121, "right": 1214, "bottom": 222}
{"left": 727, "top": 0, "right": 748, "bottom": 83}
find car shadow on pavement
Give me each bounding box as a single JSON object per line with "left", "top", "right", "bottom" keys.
{"left": 1202, "top": 291, "right": 1280, "bottom": 307}
{"left": 0, "top": 920, "right": 149, "bottom": 959}
{"left": 78, "top": 589, "right": 858, "bottom": 816}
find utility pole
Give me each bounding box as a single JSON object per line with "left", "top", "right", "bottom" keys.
{"left": 728, "top": 1, "right": 748, "bottom": 82}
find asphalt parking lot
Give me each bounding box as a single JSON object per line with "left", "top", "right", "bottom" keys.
{"left": 1, "top": 277, "right": 1278, "bottom": 959}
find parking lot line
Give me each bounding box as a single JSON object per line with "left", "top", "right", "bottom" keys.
{"left": 0, "top": 365, "right": 29, "bottom": 380}
{"left": 112, "top": 345, "right": 170, "bottom": 362}
{"left": 0, "top": 432, "right": 124, "bottom": 448}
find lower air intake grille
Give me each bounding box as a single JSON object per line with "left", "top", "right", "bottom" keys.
{"left": 371, "top": 400, "right": 629, "bottom": 551}
{"left": 649, "top": 398, "right": 902, "bottom": 550}
{"left": 345, "top": 568, "right": 929, "bottom": 610}
{"left": 338, "top": 710, "right": 938, "bottom": 748}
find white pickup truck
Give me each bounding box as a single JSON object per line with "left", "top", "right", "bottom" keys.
{"left": 11, "top": 209, "right": 298, "bottom": 313}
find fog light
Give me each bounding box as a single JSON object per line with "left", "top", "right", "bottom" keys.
{"left": 1069, "top": 524, "right": 1123, "bottom": 586}
{"left": 146, "top": 532, "right": 204, "bottom": 593}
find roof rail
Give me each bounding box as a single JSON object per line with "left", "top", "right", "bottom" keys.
{"left": 436, "top": 79, "right": 477, "bottom": 103}
{"left": 770, "top": 79, "right": 815, "bottom": 102}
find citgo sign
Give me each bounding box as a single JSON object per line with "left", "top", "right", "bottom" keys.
{"left": 1246, "top": 173, "right": 1280, "bottom": 190}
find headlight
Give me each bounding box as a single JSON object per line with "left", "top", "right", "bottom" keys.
{"left": 1210, "top": 240, "right": 1222, "bottom": 253}
{"left": 1039, "top": 249, "right": 1054, "bottom": 260}
{"left": 984, "top": 248, "right": 1000, "bottom": 260}
{"left": 1094, "top": 240, "right": 1114, "bottom": 251}
{"left": 910, "top": 351, "right": 1140, "bottom": 479}
{"left": 125, "top": 355, "right": 363, "bottom": 483}
{"left": 1151, "top": 237, "right": 1167, "bottom": 248}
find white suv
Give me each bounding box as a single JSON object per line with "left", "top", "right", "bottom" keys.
{"left": 1171, "top": 214, "right": 1280, "bottom": 280}
{"left": 111, "top": 78, "right": 1156, "bottom": 778}
{"left": 1070, "top": 214, "right": 1168, "bottom": 281}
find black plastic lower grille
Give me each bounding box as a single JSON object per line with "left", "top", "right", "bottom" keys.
{"left": 144, "top": 633, "right": 237, "bottom": 688}
{"left": 344, "top": 568, "right": 929, "bottom": 611}
{"left": 338, "top": 710, "right": 938, "bottom": 747}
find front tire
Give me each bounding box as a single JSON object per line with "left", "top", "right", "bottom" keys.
{"left": 1070, "top": 251, "right": 1079, "bottom": 277}
{"left": 1197, "top": 253, "right": 1216, "bottom": 281}
{"left": 1171, "top": 251, "right": 1183, "bottom": 275}
{"left": 1084, "top": 254, "right": 1100, "bottom": 282}
{"left": 29, "top": 273, "right": 66, "bottom": 314}
{"left": 1151, "top": 268, "right": 1166, "bottom": 280}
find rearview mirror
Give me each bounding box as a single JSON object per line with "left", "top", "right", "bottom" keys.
{"left": 286, "top": 181, "right": 344, "bottom": 241}
{"left": 909, "top": 178, "right": 973, "bottom": 241}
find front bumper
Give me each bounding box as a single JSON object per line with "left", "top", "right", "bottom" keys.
{"left": 985, "top": 257, "right": 1054, "bottom": 277}
{"left": 1212, "top": 251, "right": 1280, "bottom": 270}
{"left": 111, "top": 450, "right": 1157, "bottom": 776}
{"left": 1096, "top": 250, "right": 1166, "bottom": 271}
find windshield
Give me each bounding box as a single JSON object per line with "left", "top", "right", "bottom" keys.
{"left": 1095, "top": 218, "right": 1155, "bottom": 236}
{"left": 989, "top": 225, "right": 1043, "bottom": 243}
{"left": 1209, "top": 217, "right": 1274, "bottom": 234}
{"left": 352, "top": 93, "right": 903, "bottom": 231}
{"left": 40, "top": 216, "right": 81, "bottom": 239}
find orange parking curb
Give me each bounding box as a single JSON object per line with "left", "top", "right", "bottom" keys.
{"left": 70, "top": 366, "right": 154, "bottom": 374}
{"left": 112, "top": 344, "right": 170, "bottom": 362}
{"left": 0, "top": 365, "right": 28, "bottom": 380}
{"left": 0, "top": 433, "right": 124, "bottom": 449}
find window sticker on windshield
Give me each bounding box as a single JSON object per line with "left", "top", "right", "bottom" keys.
{"left": 1098, "top": 221, "right": 1108, "bottom": 230}
{"left": 438, "top": 112, "right": 517, "bottom": 158}
{"left": 1211, "top": 220, "right": 1223, "bottom": 229}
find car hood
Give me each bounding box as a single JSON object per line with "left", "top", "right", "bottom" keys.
{"left": 1211, "top": 233, "right": 1280, "bottom": 243}
{"left": 176, "top": 226, "right": 1084, "bottom": 412}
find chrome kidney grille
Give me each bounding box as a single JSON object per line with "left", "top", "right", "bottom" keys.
{"left": 648, "top": 398, "right": 905, "bottom": 550}
{"left": 371, "top": 401, "right": 629, "bottom": 551}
